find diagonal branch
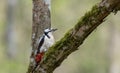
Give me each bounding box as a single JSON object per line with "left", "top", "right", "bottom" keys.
{"left": 34, "top": 0, "right": 120, "bottom": 73}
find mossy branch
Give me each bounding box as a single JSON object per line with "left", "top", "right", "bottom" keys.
{"left": 29, "top": 0, "right": 120, "bottom": 73}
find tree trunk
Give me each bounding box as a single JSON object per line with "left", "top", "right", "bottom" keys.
{"left": 27, "top": 0, "right": 51, "bottom": 73}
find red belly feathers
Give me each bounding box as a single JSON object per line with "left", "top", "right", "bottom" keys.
{"left": 35, "top": 52, "right": 44, "bottom": 63}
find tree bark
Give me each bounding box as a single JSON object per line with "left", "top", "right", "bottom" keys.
{"left": 27, "top": 0, "right": 120, "bottom": 73}
{"left": 27, "top": 0, "right": 51, "bottom": 73}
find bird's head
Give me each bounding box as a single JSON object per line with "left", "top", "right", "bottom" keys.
{"left": 44, "top": 28, "right": 57, "bottom": 38}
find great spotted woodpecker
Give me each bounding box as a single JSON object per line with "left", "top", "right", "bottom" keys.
{"left": 33, "top": 28, "right": 57, "bottom": 71}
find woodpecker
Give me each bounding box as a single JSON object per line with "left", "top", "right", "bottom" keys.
{"left": 33, "top": 28, "right": 57, "bottom": 71}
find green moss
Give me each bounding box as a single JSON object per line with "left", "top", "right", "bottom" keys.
{"left": 44, "top": 29, "right": 72, "bottom": 60}
{"left": 44, "top": 4, "right": 109, "bottom": 62}
{"left": 41, "top": 4, "right": 111, "bottom": 72}
{"left": 74, "top": 5, "right": 100, "bottom": 30}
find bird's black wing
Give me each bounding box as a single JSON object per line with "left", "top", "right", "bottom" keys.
{"left": 37, "top": 35, "right": 45, "bottom": 54}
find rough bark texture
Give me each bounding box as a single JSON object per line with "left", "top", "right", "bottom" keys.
{"left": 27, "top": 0, "right": 120, "bottom": 73}
{"left": 27, "top": 0, "right": 51, "bottom": 73}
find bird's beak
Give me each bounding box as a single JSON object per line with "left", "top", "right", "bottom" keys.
{"left": 51, "top": 28, "right": 57, "bottom": 32}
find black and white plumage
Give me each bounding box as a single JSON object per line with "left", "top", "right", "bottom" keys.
{"left": 34, "top": 28, "right": 57, "bottom": 62}
{"left": 36, "top": 28, "right": 57, "bottom": 54}
{"left": 32, "top": 28, "right": 57, "bottom": 72}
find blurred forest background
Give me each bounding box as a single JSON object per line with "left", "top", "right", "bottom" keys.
{"left": 0, "top": 0, "right": 120, "bottom": 73}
